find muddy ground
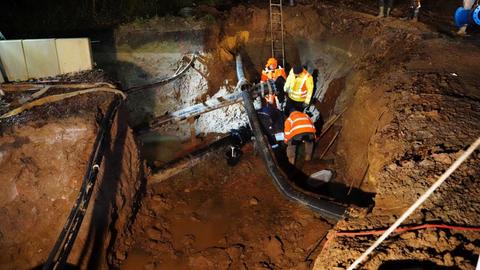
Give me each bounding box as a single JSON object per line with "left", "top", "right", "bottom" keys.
{"left": 1, "top": 0, "right": 479, "bottom": 269}
{"left": 0, "top": 74, "right": 145, "bottom": 269}
{"left": 111, "top": 2, "right": 480, "bottom": 270}
{"left": 119, "top": 145, "right": 331, "bottom": 270}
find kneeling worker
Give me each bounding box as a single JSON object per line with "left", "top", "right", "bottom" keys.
{"left": 284, "top": 109, "right": 316, "bottom": 165}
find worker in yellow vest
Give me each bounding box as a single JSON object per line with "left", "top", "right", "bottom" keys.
{"left": 284, "top": 64, "right": 314, "bottom": 114}
{"left": 284, "top": 109, "right": 316, "bottom": 165}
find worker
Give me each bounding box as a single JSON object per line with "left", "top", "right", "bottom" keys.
{"left": 408, "top": 0, "right": 421, "bottom": 22}
{"left": 258, "top": 100, "right": 283, "bottom": 148}
{"left": 284, "top": 109, "right": 316, "bottom": 165}
{"left": 261, "top": 57, "right": 286, "bottom": 82}
{"left": 283, "top": 64, "right": 314, "bottom": 114}
{"left": 261, "top": 57, "right": 287, "bottom": 104}
{"left": 377, "top": 0, "right": 394, "bottom": 18}
{"left": 457, "top": 0, "right": 477, "bottom": 36}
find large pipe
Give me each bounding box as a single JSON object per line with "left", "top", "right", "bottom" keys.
{"left": 236, "top": 55, "right": 346, "bottom": 221}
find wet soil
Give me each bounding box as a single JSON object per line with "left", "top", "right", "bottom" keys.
{"left": 118, "top": 145, "right": 331, "bottom": 270}
{"left": 311, "top": 2, "right": 480, "bottom": 270}
{"left": 0, "top": 72, "right": 145, "bottom": 269}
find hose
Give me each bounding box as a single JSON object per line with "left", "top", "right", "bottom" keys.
{"left": 241, "top": 90, "right": 346, "bottom": 221}
{"left": 125, "top": 53, "right": 197, "bottom": 94}
{"left": 236, "top": 55, "right": 346, "bottom": 221}
{"left": 0, "top": 87, "right": 126, "bottom": 119}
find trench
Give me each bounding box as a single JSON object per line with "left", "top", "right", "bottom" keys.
{"left": 91, "top": 6, "right": 377, "bottom": 269}
{"left": 2, "top": 1, "right": 480, "bottom": 270}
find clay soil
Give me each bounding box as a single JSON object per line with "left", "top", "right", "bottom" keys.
{"left": 114, "top": 1, "right": 480, "bottom": 270}
{"left": 116, "top": 145, "right": 331, "bottom": 270}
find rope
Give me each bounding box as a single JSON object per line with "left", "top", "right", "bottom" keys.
{"left": 0, "top": 87, "right": 126, "bottom": 119}
{"left": 346, "top": 136, "right": 480, "bottom": 270}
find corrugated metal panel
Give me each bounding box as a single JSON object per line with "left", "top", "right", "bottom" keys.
{"left": 23, "top": 39, "right": 60, "bottom": 79}
{"left": 0, "top": 40, "right": 28, "bottom": 81}
{"left": 56, "top": 38, "right": 93, "bottom": 74}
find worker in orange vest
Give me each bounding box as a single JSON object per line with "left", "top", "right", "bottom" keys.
{"left": 284, "top": 64, "right": 314, "bottom": 114}
{"left": 284, "top": 109, "right": 316, "bottom": 165}
{"left": 261, "top": 57, "right": 287, "bottom": 82}
{"left": 261, "top": 58, "right": 287, "bottom": 105}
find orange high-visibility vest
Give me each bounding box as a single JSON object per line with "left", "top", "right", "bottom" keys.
{"left": 261, "top": 67, "right": 287, "bottom": 82}
{"left": 284, "top": 111, "right": 316, "bottom": 143}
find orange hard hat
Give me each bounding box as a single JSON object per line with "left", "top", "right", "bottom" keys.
{"left": 266, "top": 58, "right": 278, "bottom": 68}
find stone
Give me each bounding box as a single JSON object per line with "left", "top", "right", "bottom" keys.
{"left": 432, "top": 153, "right": 452, "bottom": 165}
{"left": 250, "top": 197, "right": 259, "bottom": 205}
{"left": 443, "top": 253, "right": 454, "bottom": 266}
{"left": 400, "top": 231, "right": 416, "bottom": 240}
{"left": 265, "top": 236, "right": 284, "bottom": 259}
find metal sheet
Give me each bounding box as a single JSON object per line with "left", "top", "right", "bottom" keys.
{"left": 0, "top": 40, "right": 28, "bottom": 81}
{"left": 56, "top": 38, "right": 92, "bottom": 74}
{"left": 23, "top": 39, "right": 60, "bottom": 79}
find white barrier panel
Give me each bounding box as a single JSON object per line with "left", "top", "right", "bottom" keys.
{"left": 56, "top": 38, "right": 92, "bottom": 74}
{"left": 23, "top": 39, "right": 61, "bottom": 79}
{"left": 0, "top": 38, "right": 93, "bottom": 82}
{"left": 0, "top": 40, "right": 28, "bottom": 81}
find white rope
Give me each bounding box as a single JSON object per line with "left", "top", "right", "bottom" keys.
{"left": 347, "top": 136, "right": 480, "bottom": 270}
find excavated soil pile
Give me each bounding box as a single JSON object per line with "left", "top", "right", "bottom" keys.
{"left": 311, "top": 3, "right": 480, "bottom": 270}
{"left": 0, "top": 73, "right": 145, "bottom": 269}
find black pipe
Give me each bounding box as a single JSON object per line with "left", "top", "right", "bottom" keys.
{"left": 42, "top": 98, "right": 122, "bottom": 270}
{"left": 236, "top": 55, "right": 346, "bottom": 221}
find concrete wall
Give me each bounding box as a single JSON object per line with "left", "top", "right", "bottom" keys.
{"left": 0, "top": 38, "right": 93, "bottom": 82}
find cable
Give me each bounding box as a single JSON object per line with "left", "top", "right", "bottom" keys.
{"left": 0, "top": 87, "right": 126, "bottom": 119}
{"left": 346, "top": 136, "right": 480, "bottom": 270}
{"left": 322, "top": 223, "right": 480, "bottom": 253}
{"left": 42, "top": 98, "right": 122, "bottom": 270}
{"left": 125, "top": 53, "right": 197, "bottom": 94}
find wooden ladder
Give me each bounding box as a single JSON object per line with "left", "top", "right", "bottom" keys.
{"left": 269, "top": 0, "right": 285, "bottom": 68}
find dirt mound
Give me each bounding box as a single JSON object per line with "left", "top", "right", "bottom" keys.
{"left": 0, "top": 86, "right": 145, "bottom": 269}
{"left": 312, "top": 3, "right": 480, "bottom": 270}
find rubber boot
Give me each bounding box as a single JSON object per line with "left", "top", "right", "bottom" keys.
{"left": 412, "top": 8, "right": 419, "bottom": 22}
{"left": 377, "top": 6, "right": 385, "bottom": 18}
{"left": 288, "top": 156, "right": 295, "bottom": 165}
{"left": 385, "top": 7, "right": 392, "bottom": 17}
{"left": 457, "top": 25, "right": 467, "bottom": 36}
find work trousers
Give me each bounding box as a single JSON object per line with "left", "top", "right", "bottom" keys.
{"left": 286, "top": 133, "right": 315, "bottom": 161}
{"left": 378, "top": 0, "right": 394, "bottom": 8}
{"left": 285, "top": 97, "right": 305, "bottom": 115}
{"left": 410, "top": 0, "right": 421, "bottom": 9}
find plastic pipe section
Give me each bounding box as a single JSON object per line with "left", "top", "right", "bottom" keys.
{"left": 454, "top": 6, "right": 480, "bottom": 27}
{"left": 236, "top": 55, "right": 346, "bottom": 221}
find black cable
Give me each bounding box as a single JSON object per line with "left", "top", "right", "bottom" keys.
{"left": 42, "top": 98, "right": 122, "bottom": 270}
